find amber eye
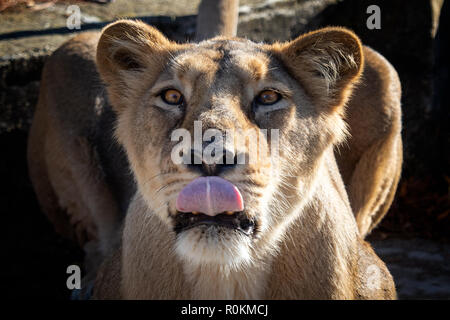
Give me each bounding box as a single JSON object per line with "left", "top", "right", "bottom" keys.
{"left": 161, "top": 89, "right": 183, "bottom": 105}
{"left": 255, "top": 90, "right": 282, "bottom": 105}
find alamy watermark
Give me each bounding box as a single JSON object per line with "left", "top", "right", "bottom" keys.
{"left": 365, "top": 264, "right": 381, "bottom": 291}
{"left": 66, "top": 265, "right": 81, "bottom": 290}
{"left": 66, "top": 5, "right": 81, "bottom": 30}
{"left": 170, "top": 121, "right": 280, "bottom": 166}
{"left": 366, "top": 5, "right": 381, "bottom": 30}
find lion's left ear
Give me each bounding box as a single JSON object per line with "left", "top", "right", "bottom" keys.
{"left": 274, "top": 27, "right": 364, "bottom": 111}
{"left": 96, "top": 20, "right": 177, "bottom": 112}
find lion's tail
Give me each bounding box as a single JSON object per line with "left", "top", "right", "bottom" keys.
{"left": 195, "top": 0, "right": 239, "bottom": 41}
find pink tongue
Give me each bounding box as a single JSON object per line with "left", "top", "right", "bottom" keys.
{"left": 176, "top": 177, "right": 244, "bottom": 216}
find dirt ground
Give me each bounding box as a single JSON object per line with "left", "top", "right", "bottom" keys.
{"left": 1, "top": 131, "right": 84, "bottom": 299}
{"left": 372, "top": 239, "right": 450, "bottom": 299}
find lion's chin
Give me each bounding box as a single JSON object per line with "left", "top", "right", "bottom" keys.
{"left": 174, "top": 225, "right": 253, "bottom": 267}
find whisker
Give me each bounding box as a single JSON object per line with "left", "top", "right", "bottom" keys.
{"left": 141, "top": 172, "right": 173, "bottom": 187}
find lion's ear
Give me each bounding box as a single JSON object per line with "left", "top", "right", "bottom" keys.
{"left": 96, "top": 19, "right": 172, "bottom": 88}
{"left": 276, "top": 27, "right": 364, "bottom": 111}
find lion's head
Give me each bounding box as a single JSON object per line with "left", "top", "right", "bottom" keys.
{"left": 96, "top": 20, "right": 363, "bottom": 268}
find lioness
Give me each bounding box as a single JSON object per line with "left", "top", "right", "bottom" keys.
{"left": 28, "top": 0, "right": 401, "bottom": 299}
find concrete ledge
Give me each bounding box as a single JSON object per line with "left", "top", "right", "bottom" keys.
{"left": 0, "top": 14, "right": 198, "bottom": 133}
{"left": 1, "top": 0, "right": 446, "bottom": 178}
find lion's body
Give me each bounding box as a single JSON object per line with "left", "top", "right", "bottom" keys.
{"left": 94, "top": 154, "right": 395, "bottom": 299}
{"left": 28, "top": 33, "right": 129, "bottom": 259}
{"left": 335, "top": 47, "right": 402, "bottom": 236}
{"left": 27, "top": 0, "right": 401, "bottom": 300}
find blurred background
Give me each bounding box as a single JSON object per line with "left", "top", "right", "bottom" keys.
{"left": 1, "top": 0, "right": 449, "bottom": 299}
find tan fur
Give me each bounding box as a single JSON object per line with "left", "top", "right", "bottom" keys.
{"left": 195, "top": 0, "right": 239, "bottom": 41}
{"left": 335, "top": 47, "right": 402, "bottom": 236}
{"left": 27, "top": 33, "right": 122, "bottom": 275}
{"left": 92, "top": 20, "right": 395, "bottom": 299}
{"left": 28, "top": 3, "right": 401, "bottom": 300}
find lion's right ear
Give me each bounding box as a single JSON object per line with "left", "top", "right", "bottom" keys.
{"left": 273, "top": 27, "right": 364, "bottom": 112}
{"left": 96, "top": 19, "right": 172, "bottom": 87}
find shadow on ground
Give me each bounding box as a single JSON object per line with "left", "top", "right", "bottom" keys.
{"left": 1, "top": 131, "right": 83, "bottom": 299}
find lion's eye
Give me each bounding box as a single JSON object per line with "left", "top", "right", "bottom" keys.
{"left": 255, "top": 90, "right": 282, "bottom": 105}
{"left": 161, "top": 89, "right": 183, "bottom": 105}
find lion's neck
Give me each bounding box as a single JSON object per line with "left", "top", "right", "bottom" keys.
{"left": 122, "top": 151, "right": 360, "bottom": 299}
{"left": 264, "top": 153, "right": 360, "bottom": 298}
{"left": 264, "top": 194, "right": 359, "bottom": 298}
{"left": 180, "top": 166, "right": 358, "bottom": 300}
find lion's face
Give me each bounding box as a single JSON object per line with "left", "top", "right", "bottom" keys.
{"left": 97, "top": 21, "right": 362, "bottom": 267}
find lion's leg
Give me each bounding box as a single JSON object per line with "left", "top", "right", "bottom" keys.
{"left": 336, "top": 46, "right": 402, "bottom": 237}
{"left": 355, "top": 240, "right": 397, "bottom": 299}
{"left": 195, "top": 0, "right": 239, "bottom": 41}
{"left": 44, "top": 116, "right": 121, "bottom": 257}
{"left": 27, "top": 91, "right": 75, "bottom": 239}
{"left": 29, "top": 82, "right": 121, "bottom": 275}
{"left": 348, "top": 133, "right": 402, "bottom": 236}
{"left": 28, "top": 89, "right": 99, "bottom": 297}
{"left": 42, "top": 118, "right": 122, "bottom": 298}
{"left": 361, "top": 136, "right": 402, "bottom": 233}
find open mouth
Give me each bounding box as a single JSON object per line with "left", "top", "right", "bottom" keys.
{"left": 174, "top": 176, "right": 256, "bottom": 236}
{"left": 174, "top": 211, "right": 256, "bottom": 236}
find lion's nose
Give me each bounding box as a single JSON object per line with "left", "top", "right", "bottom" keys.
{"left": 186, "top": 147, "right": 237, "bottom": 176}
{"left": 176, "top": 176, "right": 244, "bottom": 216}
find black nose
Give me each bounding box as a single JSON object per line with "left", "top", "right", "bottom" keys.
{"left": 186, "top": 147, "right": 238, "bottom": 176}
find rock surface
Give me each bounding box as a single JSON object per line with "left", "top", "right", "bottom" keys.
{"left": 373, "top": 238, "right": 450, "bottom": 299}
{"left": 1, "top": 0, "right": 336, "bottom": 133}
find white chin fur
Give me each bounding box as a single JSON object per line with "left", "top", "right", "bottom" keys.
{"left": 175, "top": 225, "right": 252, "bottom": 268}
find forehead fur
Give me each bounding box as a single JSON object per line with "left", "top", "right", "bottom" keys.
{"left": 169, "top": 38, "right": 273, "bottom": 84}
